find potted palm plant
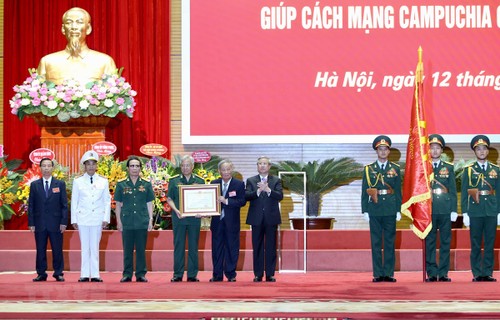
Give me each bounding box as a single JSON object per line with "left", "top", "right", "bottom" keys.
{"left": 272, "top": 157, "right": 364, "bottom": 229}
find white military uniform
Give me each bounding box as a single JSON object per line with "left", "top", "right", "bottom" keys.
{"left": 71, "top": 151, "right": 111, "bottom": 280}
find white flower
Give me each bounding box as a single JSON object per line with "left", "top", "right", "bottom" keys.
{"left": 46, "top": 100, "right": 58, "bottom": 110}
{"left": 104, "top": 99, "right": 114, "bottom": 108}
{"left": 79, "top": 100, "right": 90, "bottom": 110}
{"left": 21, "top": 98, "right": 30, "bottom": 106}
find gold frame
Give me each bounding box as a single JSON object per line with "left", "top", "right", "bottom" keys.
{"left": 179, "top": 184, "right": 221, "bottom": 217}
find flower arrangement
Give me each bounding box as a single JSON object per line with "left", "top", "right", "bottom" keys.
{"left": 141, "top": 156, "right": 177, "bottom": 229}
{"left": 0, "top": 158, "right": 23, "bottom": 225}
{"left": 10, "top": 68, "right": 136, "bottom": 122}
{"left": 95, "top": 155, "right": 127, "bottom": 225}
{"left": 16, "top": 161, "right": 69, "bottom": 216}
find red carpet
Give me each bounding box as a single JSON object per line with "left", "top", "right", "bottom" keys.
{"left": 0, "top": 271, "right": 498, "bottom": 319}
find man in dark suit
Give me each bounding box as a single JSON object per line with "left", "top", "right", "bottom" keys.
{"left": 245, "top": 156, "right": 283, "bottom": 282}
{"left": 426, "top": 134, "right": 457, "bottom": 282}
{"left": 28, "top": 158, "right": 68, "bottom": 282}
{"left": 210, "top": 159, "right": 246, "bottom": 282}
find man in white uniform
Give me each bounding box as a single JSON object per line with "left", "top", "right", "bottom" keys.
{"left": 71, "top": 150, "right": 111, "bottom": 282}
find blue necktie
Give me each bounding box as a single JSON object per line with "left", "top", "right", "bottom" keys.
{"left": 45, "top": 181, "right": 49, "bottom": 198}
{"left": 221, "top": 183, "right": 228, "bottom": 219}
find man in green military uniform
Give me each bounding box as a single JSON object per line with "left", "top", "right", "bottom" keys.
{"left": 167, "top": 155, "right": 205, "bottom": 282}
{"left": 461, "top": 135, "right": 500, "bottom": 282}
{"left": 426, "top": 134, "right": 457, "bottom": 282}
{"left": 361, "top": 135, "right": 402, "bottom": 283}
{"left": 115, "top": 156, "right": 155, "bottom": 283}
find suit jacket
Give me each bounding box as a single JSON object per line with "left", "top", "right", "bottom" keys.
{"left": 210, "top": 178, "right": 246, "bottom": 232}
{"left": 461, "top": 161, "right": 500, "bottom": 217}
{"left": 361, "top": 161, "right": 402, "bottom": 216}
{"left": 431, "top": 160, "right": 457, "bottom": 215}
{"left": 28, "top": 178, "right": 68, "bottom": 232}
{"left": 245, "top": 175, "right": 283, "bottom": 226}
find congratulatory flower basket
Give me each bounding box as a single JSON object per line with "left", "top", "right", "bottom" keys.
{"left": 9, "top": 68, "right": 136, "bottom": 123}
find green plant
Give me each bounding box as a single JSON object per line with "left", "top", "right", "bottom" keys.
{"left": 272, "top": 157, "right": 364, "bottom": 216}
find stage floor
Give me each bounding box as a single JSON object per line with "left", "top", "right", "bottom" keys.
{"left": 0, "top": 271, "right": 499, "bottom": 319}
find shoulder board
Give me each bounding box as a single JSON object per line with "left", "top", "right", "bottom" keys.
{"left": 389, "top": 161, "right": 400, "bottom": 167}
{"left": 490, "top": 163, "right": 499, "bottom": 168}
{"left": 366, "top": 162, "right": 377, "bottom": 168}
{"left": 169, "top": 174, "right": 180, "bottom": 179}
{"left": 443, "top": 160, "right": 454, "bottom": 166}
{"left": 465, "top": 163, "right": 474, "bottom": 167}
{"left": 95, "top": 173, "right": 105, "bottom": 178}
{"left": 74, "top": 174, "right": 84, "bottom": 179}
{"left": 117, "top": 177, "right": 127, "bottom": 182}
{"left": 194, "top": 174, "right": 205, "bottom": 180}
{"left": 140, "top": 177, "right": 150, "bottom": 182}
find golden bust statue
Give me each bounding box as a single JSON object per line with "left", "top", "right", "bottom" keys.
{"left": 37, "top": 7, "right": 116, "bottom": 85}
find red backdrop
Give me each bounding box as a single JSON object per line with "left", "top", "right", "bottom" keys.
{"left": 4, "top": 0, "right": 170, "bottom": 165}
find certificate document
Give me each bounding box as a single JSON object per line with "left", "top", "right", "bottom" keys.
{"left": 179, "top": 184, "right": 221, "bottom": 217}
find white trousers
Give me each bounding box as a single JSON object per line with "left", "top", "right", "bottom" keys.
{"left": 78, "top": 225, "right": 102, "bottom": 278}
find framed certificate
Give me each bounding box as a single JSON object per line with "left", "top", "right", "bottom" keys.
{"left": 179, "top": 184, "right": 221, "bottom": 217}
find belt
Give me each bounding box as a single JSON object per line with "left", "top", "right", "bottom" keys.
{"left": 377, "top": 189, "right": 393, "bottom": 195}
{"left": 432, "top": 188, "right": 448, "bottom": 195}
{"left": 479, "top": 190, "right": 495, "bottom": 196}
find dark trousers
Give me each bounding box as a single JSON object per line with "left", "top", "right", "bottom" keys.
{"left": 211, "top": 219, "right": 240, "bottom": 279}
{"left": 369, "top": 215, "right": 396, "bottom": 277}
{"left": 173, "top": 223, "right": 200, "bottom": 278}
{"left": 251, "top": 224, "right": 277, "bottom": 277}
{"left": 425, "top": 213, "right": 452, "bottom": 277}
{"left": 122, "top": 229, "right": 148, "bottom": 278}
{"left": 469, "top": 216, "right": 497, "bottom": 277}
{"left": 34, "top": 230, "right": 64, "bottom": 277}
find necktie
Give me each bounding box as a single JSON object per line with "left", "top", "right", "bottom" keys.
{"left": 221, "top": 183, "right": 228, "bottom": 220}
{"left": 45, "top": 181, "right": 49, "bottom": 198}
{"left": 381, "top": 164, "right": 385, "bottom": 171}
{"left": 90, "top": 176, "right": 93, "bottom": 184}
{"left": 434, "top": 163, "right": 438, "bottom": 169}
{"left": 482, "top": 164, "right": 486, "bottom": 171}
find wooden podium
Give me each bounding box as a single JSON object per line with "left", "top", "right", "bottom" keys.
{"left": 32, "top": 115, "right": 110, "bottom": 173}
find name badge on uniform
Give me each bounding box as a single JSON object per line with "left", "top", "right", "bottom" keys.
{"left": 228, "top": 191, "right": 236, "bottom": 197}
{"left": 52, "top": 187, "right": 60, "bottom": 193}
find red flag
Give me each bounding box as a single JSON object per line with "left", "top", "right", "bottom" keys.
{"left": 401, "top": 47, "right": 433, "bottom": 240}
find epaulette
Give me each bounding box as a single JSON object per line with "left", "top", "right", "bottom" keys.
{"left": 490, "top": 163, "right": 499, "bottom": 168}
{"left": 169, "top": 174, "right": 180, "bottom": 179}
{"left": 194, "top": 174, "right": 205, "bottom": 180}
{"left": 390, "top": 161, "right": 400, "bottom": 167}
{"left": 140, "top": 177, "right": 150, "bottom": 182}
{"left": 117, "top": 177, "right": 127, "bottom": 182}
{"left": 465, "top": 163, "right": 474, "bottom": 167}
{"left": 443, "top": 160, "right": 454, "bottom": 166}
{"left": 95, "top": 173, "right": 105, "bottom": 178}
{"left": 74, "top": 174, "right": 84, "bottom": 179}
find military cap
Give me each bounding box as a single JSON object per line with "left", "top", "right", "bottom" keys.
{"left": 470, "top": 135, "right": 490, "bottom": 149}
{"left": 429, "top": 134, "right": 445, "bottom": 148}
{"left": 80, "top": 150, "right": 99, "bottom": 165}
{"left": 372, "top": 135, "right": 392, "bottom": 150}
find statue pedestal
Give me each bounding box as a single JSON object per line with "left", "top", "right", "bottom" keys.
{"left": 32, "top": 115, "right": 111, "bottom": 173}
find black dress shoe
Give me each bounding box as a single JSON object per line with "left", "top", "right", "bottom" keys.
{"left": 227, "top": 277, "right": 236, "bottom": 282}
{"left": 209, "top": 277, "right": 223, "bottom": 282}
{"left": 136, "top": 276, "right": 148, "bottom": 282}
{"left": 265, "top": 276, "right": 276, "bottom": 282}
{"left": 384, "top": 276, "right": 397, "bottom": 282}
{"left": 438, "top": 276, "right": 451, "bottom": 282}
{"left": 253, "top": 276, "right": 263, "bottom": 282}
{"left": 78, "top": 277, "right": 90, "bottom": 282}
{"left": 170, "top": 277, "right": 182, "bottom": 282}
{"left": 425, "top": 276, "right": 438, "bottom": 282}
{"left": 187, "top": 277, "right": 199, "bottom": 282}
{"left": 91, "top": 277, "right": 103, "bottom": 282}
{"left": 33, "top": 275, "right": 47, "bottom": 282}
{"left": 472, "top": 276, "right": 483, "bottom": 282}
{"left": 54, "top": 275, "right": 65, "bottom": 282}
{"left": 482, "top": 276, "right": 497, "bottom": 282}
{"left": 120, "top": 277, "right": 132, "bottom": 283}
{"left": 372, "top": 277, "right": 384, "bottom": 282}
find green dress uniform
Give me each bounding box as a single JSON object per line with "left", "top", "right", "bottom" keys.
{"left": 361, "top": 160, "right": 402, "bottom": 279}
{"left": 426, "top": 160, "right": 457, "bottom": 279}
{"left": 461, "top": 161, "right": 500, "bottom": 279}
{"left": 114, "top": 177, "right": 155, "bottom": 279}
{"left": 167, "top": 174, "right": 205, "bottom": 279}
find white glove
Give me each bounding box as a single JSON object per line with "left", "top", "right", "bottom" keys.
{"left": 497, "top": 213, "right": 500, "bottom": 226}
{"left": 363, "top": 212, "right": 370, "bottom": 222}
{"left": 450, "top": 212, "right": 458, "bottom": 222}
{"left": 396, "top": 212, "right": 401, "bottom": 221}
{"left": 463, "top": 213, "right": 470, "bottom": 227}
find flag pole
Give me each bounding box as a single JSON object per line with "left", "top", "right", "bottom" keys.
{"left": 417, "top": 47, "right": 427, "bottom": 283}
